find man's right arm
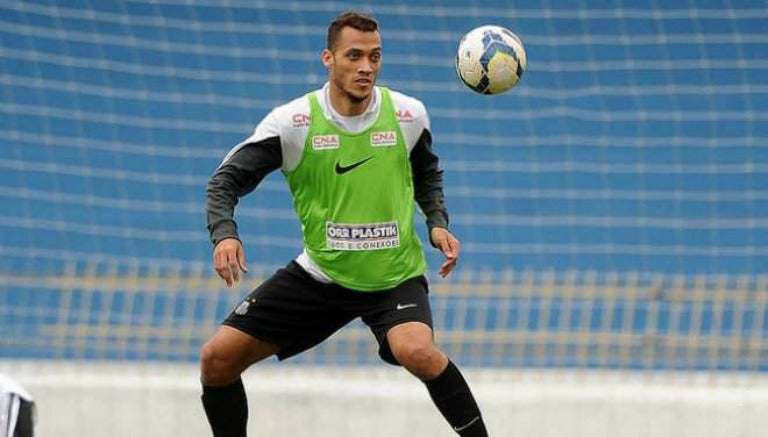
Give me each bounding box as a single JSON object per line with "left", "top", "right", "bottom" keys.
{"left": 205, "top": 137, "right": 283, "bottom": 246}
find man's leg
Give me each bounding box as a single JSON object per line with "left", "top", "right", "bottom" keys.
{"left": 387, "top": 322, "right": 488, "bottom": 437}
{"left": 200, "top": 326, "right": 279, "bottom": 437}
{"left": 200, "top": 261, "right": 354, "bottom": 436}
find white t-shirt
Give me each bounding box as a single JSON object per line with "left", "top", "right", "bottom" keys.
{"left": 223, "top": 83, "right": 432, "bottom": 283}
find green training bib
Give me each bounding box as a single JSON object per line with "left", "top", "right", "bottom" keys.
{"left": 284, "top": 88, "right": 427, "bottom": 291}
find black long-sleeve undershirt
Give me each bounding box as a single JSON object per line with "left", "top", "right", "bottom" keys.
{"left": 205, "top": 129, "right": 449, "bottom": 247}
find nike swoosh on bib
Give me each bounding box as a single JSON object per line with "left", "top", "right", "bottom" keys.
{"left": 335, "top": 156, "right": 374, "bottom": 174}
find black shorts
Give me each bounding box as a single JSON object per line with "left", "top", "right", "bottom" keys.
{"left": 222, "top": 261, "right": 433, "bottom": 365}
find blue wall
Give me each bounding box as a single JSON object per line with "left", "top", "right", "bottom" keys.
{"left": 2, "top": 1, "right": 766, "bottom": 277}
{"left": 1, "top": 1, "right": 766, "bottom": 367}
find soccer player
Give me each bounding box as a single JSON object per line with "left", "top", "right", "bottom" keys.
{"left": 0, "top": 374, "right": 35, "bottom": 437}
{"left": 201, "top": 11, "right": 488, "bottom": 437}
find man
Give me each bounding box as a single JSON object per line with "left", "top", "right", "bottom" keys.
{"left": 0, "top": 374, "right": 35, "bottom": 437}
{"left": 201, "top": 11, "right": 488, "bottom": 437}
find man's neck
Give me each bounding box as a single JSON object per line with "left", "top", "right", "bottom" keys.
{"left": 328, "top": 82, "right": 373, "bottom": 116}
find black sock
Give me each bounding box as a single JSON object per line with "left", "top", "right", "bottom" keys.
{"left": 424, "top": 361, "right": 488, "bottom": 437}
{"left": 201, "top": 378, "right": 248, "bottom": 437}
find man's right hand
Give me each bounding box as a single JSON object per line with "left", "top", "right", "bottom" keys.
{"left": 213, "top": 238, "right": 248, "bottom": 287}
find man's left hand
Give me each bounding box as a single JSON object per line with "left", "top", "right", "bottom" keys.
{"left": 430, "top": 227, "right": 460, "bottom": 278}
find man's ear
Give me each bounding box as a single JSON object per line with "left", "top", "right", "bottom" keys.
{"left": 321, "top": 49, "right": 334, "bottom": 69}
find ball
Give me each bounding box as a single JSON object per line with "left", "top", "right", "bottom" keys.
{"left": 455, "top": 25, "right": 527, "bottom": 95}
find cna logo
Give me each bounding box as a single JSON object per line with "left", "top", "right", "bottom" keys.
{"left": 371, "top": 131, "right": 397, "bottom": 147}
{"left": 292, "top": 113, "right": 310, "bottom": 128}
{"left": 395, "top": 109, "right": 413, "bottom": 122}
{"left": 312, "top": 134, "right": 340, "bottom": 150}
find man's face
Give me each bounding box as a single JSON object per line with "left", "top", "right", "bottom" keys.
{"left": 324, "top": 26, "right": 382, "bottom": 103}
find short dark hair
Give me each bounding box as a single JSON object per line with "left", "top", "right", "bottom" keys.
{"left": 326, "top": 11, "right": 379, "bottom": 51}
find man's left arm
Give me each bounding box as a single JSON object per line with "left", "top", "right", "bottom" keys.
{"left": 410, "top": 128, "right": 448, "bottom": 234}
{"left": 410, "top": 128, "right": 459, "bottom": 277}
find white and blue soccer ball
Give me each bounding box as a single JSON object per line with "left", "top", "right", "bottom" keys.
{"left": 455, "top": 25, "right": 527, "bottom": 95}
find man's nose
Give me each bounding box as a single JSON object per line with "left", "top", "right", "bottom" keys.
{"left": 357, "top": 60, "right": 373, "bottom": 73}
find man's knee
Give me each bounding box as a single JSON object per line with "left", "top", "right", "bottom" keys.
{"left": 200, "top": 340, "right": 241, "bottom": 386}
{"left": 390, "top": 340, "right": 447, "bottom": 380}
{"left": 200, "top": 326, "right": 280, "bottom": 386}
